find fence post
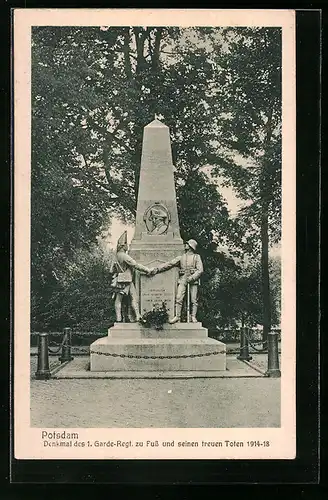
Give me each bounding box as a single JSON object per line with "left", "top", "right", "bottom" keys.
{"left": 59, "top": 327, "right": 74, "bottom": 363}
{"left": 35, "top": 333, "right": 51, "bottom": 380}
{"left": 237, "top": 327, "right": 252, "bottom": 361}
{"left": 265, "top": 331, "right": 281, "bottom": 377}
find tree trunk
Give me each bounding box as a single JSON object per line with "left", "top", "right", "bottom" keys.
{"left": 132, "top": 27, "right": 164, "bottom": 201}
{"left": 260, "top": 106, "right": 274, "bottom": 343}
{"left": 133, "top": 124, "right": 143, "bottom": 203}
{"left": 151, "top": 28, "right": 163, "bottom": 71}
{"left": 261, "top": 202, "right": 271, "bottom": 343}
{"left": 134, "top": 28, "right": 148, "bottom": 74}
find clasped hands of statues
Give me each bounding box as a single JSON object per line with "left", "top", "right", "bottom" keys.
{"left": 146, "top": 267, "right": 160, "bottom": 277}
{"left": 145, "top": 267, "right": 194, "bottom": 284}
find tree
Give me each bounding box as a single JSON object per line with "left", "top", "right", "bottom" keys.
{"left": 200, "top": 256, "right": 281, "bottom": 331}
{"left": 31, "top": 243, "right": 116, "bottom": 332}
{"left": 269, "top": 255, "right": 281, "bottom": 327}
{"left": 208, "top": 27, "right": 282, "bottom": 340}
{"left": 31, "top": 26, "right": 281, "bottom": 332}
{"left": 175, "top": 168, "right": 246, "bottom": 328}
{"left": 31, "top": 26, "right": 237, "bottom": 328}
{"left": 32, "top": 26, "right": 233, "bottom": 217}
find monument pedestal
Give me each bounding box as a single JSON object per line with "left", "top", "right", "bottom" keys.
{"left": 90, "top": 323, "right": 226, "bottom": 373}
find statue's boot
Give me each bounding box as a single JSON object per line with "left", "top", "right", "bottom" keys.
{"left": 190, "top": 304, "right": 198, "bottom": 323}
{"left": 169, "top": 304, "right": 182, "bottom": 324}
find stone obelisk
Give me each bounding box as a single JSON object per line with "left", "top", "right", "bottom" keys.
{"left": 90, "top": 119, "right": 226, "bottom": 374}
{"left": 131, "top": 119, "right": 182, "bottom": 243}
{"left": 129, "top": 119, "right": 184, "bottom": 317}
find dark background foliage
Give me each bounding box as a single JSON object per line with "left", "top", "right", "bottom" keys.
{"left": 31, "top": 26, "right": 281, "bottom": 336}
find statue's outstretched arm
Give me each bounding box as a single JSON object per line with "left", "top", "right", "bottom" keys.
{"left": 155, "top": 256, "right": 180, "bottom": 274}
{"left": 123, "top": 254, "right": 151, "bottom": 274}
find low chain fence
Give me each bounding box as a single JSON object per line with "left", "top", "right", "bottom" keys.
{"left": 47, "top": 333, "right": 68, "bottom": 355}
{"left": 31, "top": 329, "right": 280, "bottom": 358}
{"left": 31, "top": 328, "right": 281, "bottom": 348}
{"left": 210, "top": 328, "right": 281, "bottom": 344}
{"left": 34, "top": 328, "right": 74, "bottom": 379}
{"left": 33, "top": 326, "right": 281, "bottom": 379}
{"left": 30, "top": 330, "right": 108, "bottom": 348}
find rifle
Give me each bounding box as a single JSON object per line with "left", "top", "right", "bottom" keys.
{"left": 187, "top": 282, "right": 190, "bottom": 323}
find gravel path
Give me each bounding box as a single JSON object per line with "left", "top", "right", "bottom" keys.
{"left": 31, "top": 377, "right": 280, "bottom": 428}
{"left": 30, "top": 353, "right": 280, "bottom": 428}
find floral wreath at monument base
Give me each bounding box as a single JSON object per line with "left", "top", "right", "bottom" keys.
{"left": 139, "top": 302, "right": 169, "bottom": 330}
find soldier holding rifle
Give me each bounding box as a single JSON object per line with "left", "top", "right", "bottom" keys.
{"left": 150, "top": 239, "right": 203, "bottom": 324}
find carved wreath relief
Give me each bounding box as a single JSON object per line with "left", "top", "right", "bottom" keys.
{"left": 143, "top": 203, "right": 170, "bottom": 235}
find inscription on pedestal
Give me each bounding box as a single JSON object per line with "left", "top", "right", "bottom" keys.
{"left": 140, "top": 262, "right": 177, "bottom": 316}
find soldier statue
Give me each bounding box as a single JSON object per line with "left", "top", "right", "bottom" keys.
{"left": 110, "top": 231, "right": 151, "bottom": 322}
{"left": 151, "top": 239, "right": 203, "bottom": 323}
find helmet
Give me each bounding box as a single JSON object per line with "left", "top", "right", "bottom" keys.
{"left": 116, "top": 230, "right": 128, "bottom": 251}
{"left": 186, "top": 239, "right": 198, "bottom": 252}
{"left": 150, "top": 207, "right": 167, "bottom": 219}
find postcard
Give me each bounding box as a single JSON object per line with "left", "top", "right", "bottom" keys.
{"left": 14, "top": 8, "right": 296, "bottom": 460}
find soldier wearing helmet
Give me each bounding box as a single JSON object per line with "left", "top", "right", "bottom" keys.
{"left": 110, "top": 231, "right": 151, "bottom": 322}
{"left": 151, "top": 239, "right": 203, "bottom": 323}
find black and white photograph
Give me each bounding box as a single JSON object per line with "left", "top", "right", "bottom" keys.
{"left": 14, "top": 9, "right": 296, "bottom": 460}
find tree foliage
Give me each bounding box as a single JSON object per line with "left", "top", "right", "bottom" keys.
{"left": 31, "top": 244, "right": 115, "bottom": 332}
{"left": 212, "top": 27, "right": 282, "bottom": 244}
{"left": 207, "top": 27, "right": 282, "bottom": 339}
{"left": 31, "top": 26, "right": 282, "bottom": 333}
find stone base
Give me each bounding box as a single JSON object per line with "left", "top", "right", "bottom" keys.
{"left": 90, "top": 322, "right": 226, "bottom": 372}
{"left": 108, "top": 322, "right": 208, "bottom": 338}
{"left": 52, "top": 356, "right": 264, "bottom": 379}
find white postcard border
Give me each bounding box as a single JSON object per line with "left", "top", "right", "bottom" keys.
{"left": 14, "top": 8, "right": 296, "bottom": 460}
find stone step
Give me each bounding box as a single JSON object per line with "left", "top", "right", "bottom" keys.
{"left": 52, "top": 356, "right": 263, "bottom": 379}
{"left": 90, "top": 337, "right": 226, "bottom": 372}
{"left": 108, "top": 322, "right": 208, "bottom": 339}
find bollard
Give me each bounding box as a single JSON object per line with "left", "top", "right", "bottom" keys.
{"left": 265, "top": 331, "right": 281, "bottom": 377}
{"left": 35, "top": 333, "right": 51, "bottom": 380}
{"left": 59, "top": 327, "right": 74, "bottom": 363}
{"left": 237, "top": 327, "right": 252, "bottom": 361}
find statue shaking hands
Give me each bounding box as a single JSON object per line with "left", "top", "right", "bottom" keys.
{"left": 110, "top": 231, "right": 152, "bottom": 322}
{"left": 150, "top": 239, "right": 203, "bottom": 323}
